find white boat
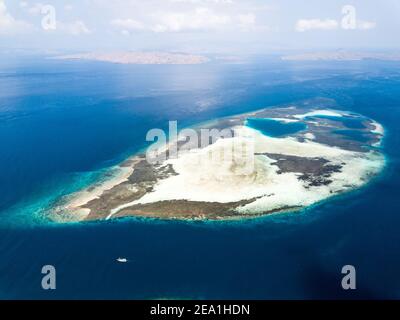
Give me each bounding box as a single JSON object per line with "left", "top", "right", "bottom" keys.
{"left": 116, "top": 257, "right": 128, "bottom": 263}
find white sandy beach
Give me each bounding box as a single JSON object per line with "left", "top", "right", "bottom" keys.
{"left": 60, "top": 160, "right": 137, "bottom": 220}
{"left": 105, "top": 125, "right": 385, "bottom": 219}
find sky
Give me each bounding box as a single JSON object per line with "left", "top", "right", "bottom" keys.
{"left": 0, "top": 0, "right": 400, "bottom": 54}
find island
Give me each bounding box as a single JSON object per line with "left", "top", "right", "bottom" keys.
{"left": 281, "top": 51, "right": 400, "bottom": 61}
{"left": 53, "top": 52, "right": 209, "bottom": 65}
{"left": 52, "top": 98, "right": 385, "bottom": 222}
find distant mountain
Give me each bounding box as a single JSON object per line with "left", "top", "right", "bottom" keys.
{"left": 281, "top": 51, "right": 400, "bottom": 61}
{"left": 54, "top": 51, "right": 210, "bottom": 65}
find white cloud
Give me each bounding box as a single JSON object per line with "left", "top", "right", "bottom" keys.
{"left": 295, "top": 19, "right": 338, "bottom": 32}
{"left": 237, "top": 13, "right": 256, "bottom": 30}
{"left": 110, "top": 7, "right": 263, "bottom": 34}
{"left": 357, "top": 20, "right": 376, "bottom": 30}
{"left": 120, "top": 29, "right": 130, "bottom": 36}
{"left": 111, "top": 18, "right": 145, "bottom": 31}
{"left": 0, "top": 0, "right": 32, "bottom": 35}
{"left": 170, "top": 0, "right": 233, "bottom": 3}
{"left": 19, "top": 1, "right": 90, "bottom": 36}
{"left": 295, "top": 16, "right": 376, "bottom": 33}
{"left": 150, "top": 7, "right": 231, "bottom": 32}
{"left": 19, "top": 1, "right": 28, "bottom": 8}
{"left": 58, "top": 20, "right": 91, "bottom": 35}
{"left": 29, "top": 3, "right": 43, "bottom": 15}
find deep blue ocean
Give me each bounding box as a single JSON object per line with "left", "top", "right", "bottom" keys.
{"left": 0, "top": 54, "right": 400, "bottom": 299}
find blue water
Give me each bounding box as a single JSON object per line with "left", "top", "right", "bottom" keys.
{"left": 1, "top": 55, "right": 400, "bottom": 299}
{"left": 246, "top": 118, "right": 307, "bottom": 137}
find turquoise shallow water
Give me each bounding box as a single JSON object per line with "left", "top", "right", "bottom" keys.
{"left": 0, "top": 56, "right": 400, "bottom": 299}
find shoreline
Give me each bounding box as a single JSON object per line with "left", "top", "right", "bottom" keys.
{"left": 55, "top": 156, "right": 141, "bottom": 221}
{"left": 6, "top": 155, "right": 389, "bottom": 230}
{"left": 117, "top": 153, "right": 389, "bottom": 225}
{"left": 52, "top": 157, "right": 389, "bottom": 226}
{"left": 50, "top": 104, "right": 386, "bottom": 224}
{"left": 62, "top": 148, "right": 386, "bottom": 225}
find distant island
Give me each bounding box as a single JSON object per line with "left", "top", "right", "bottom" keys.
{"left": 54, "top": 52, "right": 210, "bottom": 65}
{"left": 52, "top": 98, "right": 385, "bottom": 222}
{"left": 282, "top": 51, "right": 400, "bottom": 61}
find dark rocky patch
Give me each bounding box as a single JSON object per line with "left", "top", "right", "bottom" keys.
{"left": 261, "top": 153, "right": 342, "bottom": 187}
